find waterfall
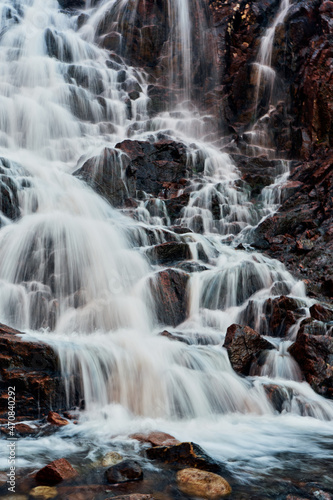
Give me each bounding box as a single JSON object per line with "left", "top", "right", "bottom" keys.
{"left": 0, "top": 0, "right": 332, "bottom": 491}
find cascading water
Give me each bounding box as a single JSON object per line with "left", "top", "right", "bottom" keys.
{"left": 244, "top": 0, "right": 291, "bottom": 157}
{"left": 0, "top": 0, "right": 333, "bottom": 495}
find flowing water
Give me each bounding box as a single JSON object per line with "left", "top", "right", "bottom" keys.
{"left": 0, "top": 0, "right": 332, "bottom": 496}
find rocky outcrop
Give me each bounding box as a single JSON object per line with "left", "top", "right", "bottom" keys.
{"left": 251, "top": 152, "right": 333, "bottom": 298}
{"left": 74, "top": 140, "right": 190, "bottom": 209}
{"left": 0, "top": 324, "right": 70, "bottom": 419}
{"left": 288, "top": 322, "right": 333, "bottom": 398}
{"left": 223, "top": 324, "right": 275, "bottom": 375}
{"left": 150, "top": 268, "right": 189, "bottom": 327}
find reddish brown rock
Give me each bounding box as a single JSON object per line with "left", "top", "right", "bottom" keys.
{"left": 130, "top": 431, "right": 180, "bottom": 447}
{"left": 36, "top": 458, "right": 78, "bottom": 486}
{"left": 288, "top": 326, "right": 333, "bottom": 398}
{"left": 268, "top": 296, "right": 300, "bottom": 337}
{"left": 0, "top": 323, "right": 69, "bottom": 419}
{"left": 47, "top": 411, "right": 69, "bottom": 427}
{"left": 310, "top": 303, "right": 333, "bottom": 323}
{"left": 223, "top": 324, "right": 275, "bottom": 375}
{"left": 150, "top": 268, "right": 189, "bottom": 327}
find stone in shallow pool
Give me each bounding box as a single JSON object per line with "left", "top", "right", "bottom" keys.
{"left": 105, "top": 460, "right": 143, "bottom": 484}
{"left": 176, "top": 468, "right": 232, "bottom": 498}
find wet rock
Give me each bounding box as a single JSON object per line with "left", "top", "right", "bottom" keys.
{"left": 47, "top": 411, "right": 69, "bottom": 427}
{"left": 105, "top": 460, "right": 143, "bottom": 484}
{"left": 150, "top": 269, "right": 189, "bottom": 327}
{"left": 10, "top": 423, "right": 38, "bottom": 436}
{"left": 115, "top": 140, "right": 189, "bottom": 198}
{"left": 29, "top": 486, "right": 58, "bottom": 500}
{"left": 101, "top": 451, "right": 123, "bottom": 467}
{"left": 176, "top": 468, "right": 232, "bottom": 498}
{"left": 36, "top": 458, "right": 78, "bottom": 486}
{"left": 130, "top": 431, "right": 180, "bottom": 447}
{"left": 268, "top": 296, "right": 300, "bottom": 337}
{"left": 223, "top": 324, "right": 275, "bottom": 375}
{"left": 147, "top": 242, "right": 191, "bottom": 265}
{"left": 263, "top": 384, "right": 294, "bottom": 413}
{"left": 288, "top": 327, "right": 333, "bottom": 398}
{"left": 299, "top": 318, "right": 329, "bottom": 336}
{"left": 164, "top": 192, "right": 190, "bottom": 222}
{"left": 231, "top": 155, "right": 281, "bottom": 197}
{"left": 145, "top": 441, "right": 221, "bottom": 473}
{"left": 0, "top": 324, "right": 69, "bottom": 419}
{"left": 73, "top": 148, "right": 135, "bottom": 208}
{"left": 310, "top": 303, "right": 333, "bottom": 323}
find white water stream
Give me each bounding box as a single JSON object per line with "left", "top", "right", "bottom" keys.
{"left": 0, "top": 0, "right": 332, "bottom": 493}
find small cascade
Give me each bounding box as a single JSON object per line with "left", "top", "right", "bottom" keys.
{"left": 254, "top": 0, "right": 290, "bottom": 119}
{"left": 243, "top": 0, "right": 291, "bottom": 156}
{"left": 251, "top": 340, "right": 303, "bottom": 381}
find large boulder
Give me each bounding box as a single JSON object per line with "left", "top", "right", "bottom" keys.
{"left": 223, "top": 324, "right": 275, "bottom": 375}
{"left": 150, "top": 269, "right": 189, "bottom": 327}
{"left": 288, "top": 324, "right": 333, "bottom": 398}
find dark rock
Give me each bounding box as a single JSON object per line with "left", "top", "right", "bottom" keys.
{"left": 115, "top": 139, "right": 189, "bottom": 198}
{"left": 150, "top": 269, "right": 189, "bottom": 327}
{"left": 0, "top": 324, "right": 71, "bottom": 419}
{"left": 36, "top": 458, "right": 78, "bottom": 486}
{"left": 223, "top": 324, "right": 275, "bottom": 375}
{"left": 105, "top": 460, "right": 143, "bottom": 484}
{"left": 231, "top": 155, "right": 282, "bottom": 197}
{"left": 268, "top": 296, "right": 300, "bottom": 337}
{"left": 289, "top": 327, "right": 333, "bottom": 398}
{"left": 310, "top": 302, "right": 333, "bottom": 323}
{"left": 73, "top": 148, "right": 135, "bottom": 208}
{"left": 147, "top": 242, "right": 191, "bottom": 265}
{"left": 145, "top": 441, "right": 221, "bottom": 473}
{"left": 263, "top": 384, "right": 294, "bottom": 413}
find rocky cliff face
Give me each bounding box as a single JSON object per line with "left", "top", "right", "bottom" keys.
{"left": 207, "top": 0, "right": 333, "bottom": 298}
